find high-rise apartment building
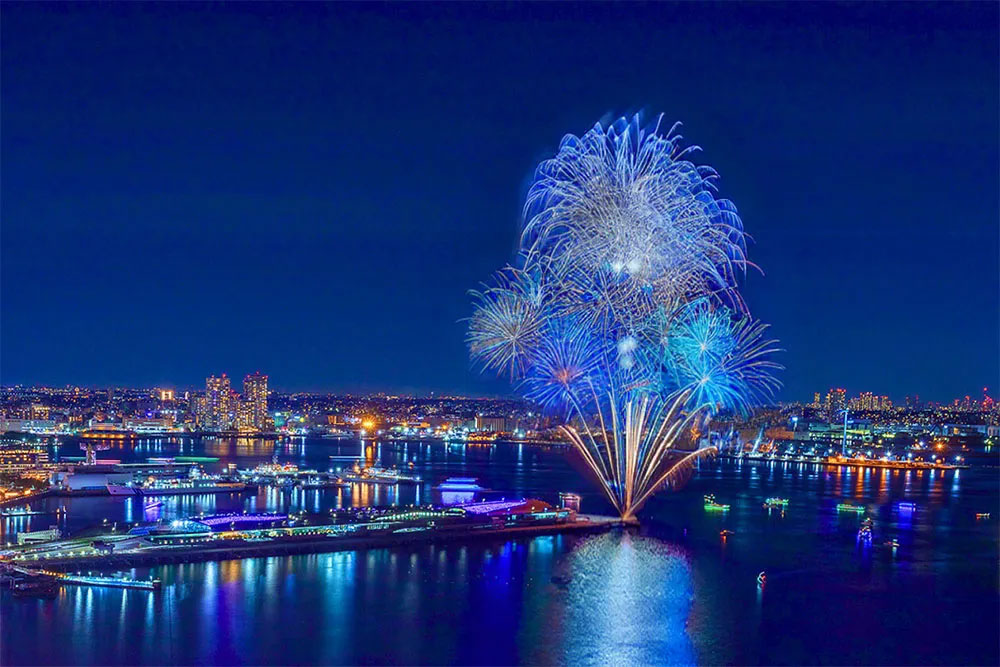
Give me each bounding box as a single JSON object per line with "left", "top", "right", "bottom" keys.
{"left": 242, "top": 372, "right": 269, "bottom": 432}
{"left": 235, "top": 400, "right": 255, "bottom": 432}
{"left": 203, "top": 374, "right": 233, "bottom": 431}
{"left": 824, "top": 388, "right": 846, "bottom": 414}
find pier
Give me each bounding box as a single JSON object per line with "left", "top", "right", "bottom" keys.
{"left": 4, "top": 564, "right": 161, "bottom": 591}
{"left": 10, "top": 515, "right": 626, "bottom": 572}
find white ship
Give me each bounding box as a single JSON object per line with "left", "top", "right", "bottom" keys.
{"left": 106, "top": 483, "right": 137, "bottom": 496}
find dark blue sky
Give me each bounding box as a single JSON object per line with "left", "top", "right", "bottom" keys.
{"left": 2, "top": 2, "right": 997, "bottom": 400}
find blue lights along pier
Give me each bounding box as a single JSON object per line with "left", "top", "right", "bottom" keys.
{"left": 6, "top": 499, "right": 625, "bottom": 572}
{"left": 3, "top": 563, "right": 160, "bottom": 592}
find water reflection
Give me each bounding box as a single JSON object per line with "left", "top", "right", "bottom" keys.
{"left": 2, "top": 443, "right": 998, "bottom": 666}
{"left": 556, "top": 532, "right": 695, "bottom": 665}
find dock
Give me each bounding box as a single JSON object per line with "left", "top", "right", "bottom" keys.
{"left": 3, "top": 564, "right": 160, "bottom": 592}
{"left": 11, "top": 515, "right": 626, "bottom": 572}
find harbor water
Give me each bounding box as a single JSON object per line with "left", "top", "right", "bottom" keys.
{"left": 2, "top": 437, "right": 998, "bottom": 665}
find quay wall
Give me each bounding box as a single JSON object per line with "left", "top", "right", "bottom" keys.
{"left": 32, "top": 517, "right": 626, "bottom": 571}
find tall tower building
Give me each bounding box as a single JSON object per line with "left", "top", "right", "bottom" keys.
{"left": 242, "top": 372, "right": 269, "bottom": 432}
{"left": 204, "top": 374, "right": 233, "bottom": 431}
{"left": 824, "top": 388, "right": 846, "bottom": 414}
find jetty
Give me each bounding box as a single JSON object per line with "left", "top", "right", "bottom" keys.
{"left": 7, "top": 506, "right": 626, "bottom": 572}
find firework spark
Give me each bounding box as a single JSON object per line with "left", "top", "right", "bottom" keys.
{"left": 469, "top": 114, "right": 781, "bottom": 519}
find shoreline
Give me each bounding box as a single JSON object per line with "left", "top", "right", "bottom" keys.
{"left": 12, "top": 515, "right": 631, "bottom": 572}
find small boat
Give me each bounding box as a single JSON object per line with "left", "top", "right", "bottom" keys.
{"left": 143, "top": 500, "right": 164, "bottom": 511}
{"left": 858, "top": 518, "right": 873, "bottom": 543}
{"left": 1, "top": 509, "right": 50, "bottom": 517}
{"left": 434, "top": 477, "right": 486, "bottom": 491}
{"left": 883, "top": 539, "right": 900, "bottom": 548}
{"left": 720, "top": 529, "right": 735, "bottom": 537}
{"left": 12, "top": 580, "right": 60, "bottom": 599}
{"left": 836, "top": 503, "right": 866, "bottom": 514}
{"left": 975, "top": 512, "right": 990, "bottom": 520}
{"left": 340, "top": 465, "right": 420, "bottom": 485}
{"left": 757, "top": 571, "right": 766, "bottom": 587}
{"left": 763, "top": 497, "right": 789, "bottom": 510}
{"left": 703, "top": 494, "right": 730, "bottom": 512}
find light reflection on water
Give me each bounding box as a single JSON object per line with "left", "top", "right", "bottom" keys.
{"left": 1, "top": 439, "right": 997, "bottom": 666}
{"left": 557, "top": 533, "right": 694, "bottom": 665}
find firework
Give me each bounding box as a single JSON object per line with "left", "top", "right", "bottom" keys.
{"left": 469, "top": 114, "right": 781, "bottom": 519}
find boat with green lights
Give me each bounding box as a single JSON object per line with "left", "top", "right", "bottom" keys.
{"left": 704, "top": 494, "right": 730, "bottom": 512}
{"left": 836, "top": 503, "right": 866, "bottom": 514}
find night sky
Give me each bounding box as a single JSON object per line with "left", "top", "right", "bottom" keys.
{"left": 2, "top": 2, "right": 997, "bottom": 400}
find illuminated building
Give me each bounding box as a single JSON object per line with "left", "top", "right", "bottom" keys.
{"left": 848, "top": 392, "right": 893, "bottom": 411}
{"left": 0, "top": 445, "right": 49, "bottom": 472}
{"left": 202, "top": 374, "right": 234, "bottom": 431}
{"left": 474, "top": 415, "right": 509, "bottom": 432}
{"left": 824, "top": 388, "right": 846, "bottom": 413}
{"left": 122, "top": 416, "right": 175, "bottom": 433}
{"left": 159, "top": 389, "right": 175, "bottom": 402}
{"left": 242, "top": 372, "right": 270, "bottom": 432}
{"left": 235, "top": 400, "right": 255, "bottom": 432}
{"left": 559, "top": 492, "right": 582, "bottom": 513}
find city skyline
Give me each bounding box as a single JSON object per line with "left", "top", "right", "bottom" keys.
{"left": 3, "top": 3, "right": 997, "bottom": 401}
{"left": 2, "top": 375, "right": 995, "bottom": 409}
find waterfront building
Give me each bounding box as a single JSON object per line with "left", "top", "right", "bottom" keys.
{"left": 0, "top": 444, "right": 49, "bottom": 471}
{"left": 242, "top": 372, "right": 270, "bottom": 432}
{"left": 16, "top": 527, "right": 61, "bottom": 545}
{"left": 559, "top": 492, "right": 582, "bottom": 513}
{"left": 122, "top": 416, "right": 176, "bottom": 434}
{"left": 202, "top": 374, "right": 234, "bottom": 431}
{"left": 475, "top": 415, "right": 509, "bottom": 432}
{"left": 0, "top": 418, "right": 59, "bottom": 434}
{"left": 235, "top": 400, "right": 255, "bottom": 432}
